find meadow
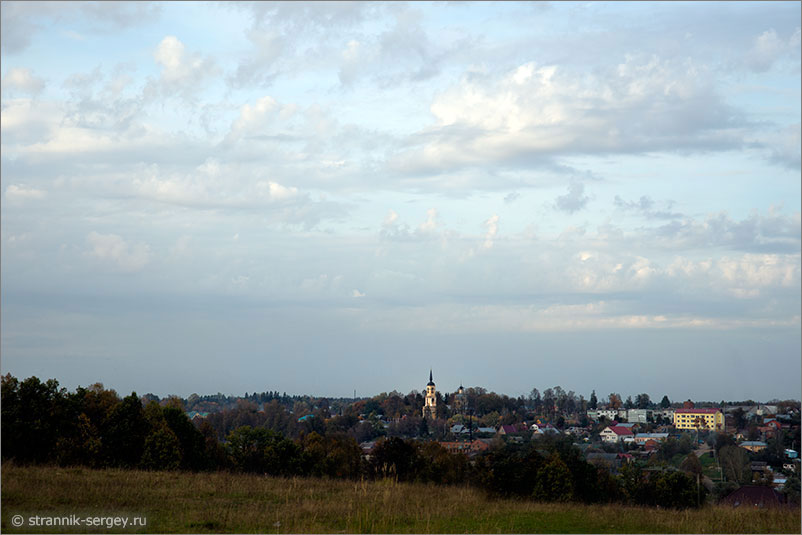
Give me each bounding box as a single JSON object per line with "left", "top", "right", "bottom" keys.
{"left": 2, "top": 463, "right": 799, "bottom": 534}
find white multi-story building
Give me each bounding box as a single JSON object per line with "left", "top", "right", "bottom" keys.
{"left": 588, "top": 409, "right": 619, "bottom": 422}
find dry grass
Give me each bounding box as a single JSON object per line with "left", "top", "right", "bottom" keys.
{"left": 2, "top": 463, "right": 799, "bottom": 533}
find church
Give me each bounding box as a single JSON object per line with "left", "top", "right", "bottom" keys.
{"left": 422, "top": 370, "right": 468, "bottom": 419}
{"left": 422, "top": 369, "right": 437, "bottom": 419}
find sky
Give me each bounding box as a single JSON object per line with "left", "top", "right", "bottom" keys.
{"left": 1, "top": 1, "right": 800, "bottom": 403}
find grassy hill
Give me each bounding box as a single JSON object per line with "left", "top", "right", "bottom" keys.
{"left": 2, "top": 463, "right": 799, "bottom": 533}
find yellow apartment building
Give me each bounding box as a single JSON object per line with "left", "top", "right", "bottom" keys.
{"left": 673, "top": 408, "right": 724, "bottom": 431}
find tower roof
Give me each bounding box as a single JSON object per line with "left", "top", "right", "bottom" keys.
{"left": 427, "top": 369, "right": 435, "bottom": 386}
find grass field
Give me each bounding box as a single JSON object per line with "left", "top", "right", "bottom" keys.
{"left": 2, "top": 463, "right": 799, "bottom": 533}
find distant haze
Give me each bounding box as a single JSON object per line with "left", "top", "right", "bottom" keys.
{"left": 2, "top": 1, "right": 800, "bottom": 402}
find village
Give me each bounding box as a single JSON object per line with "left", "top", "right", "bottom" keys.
{"left": 342, "top": 372, "right": 801, "bottom": 506}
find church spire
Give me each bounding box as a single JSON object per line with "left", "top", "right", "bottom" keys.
{"left": 430, "top": 369, "right": 433, "bottom": 382}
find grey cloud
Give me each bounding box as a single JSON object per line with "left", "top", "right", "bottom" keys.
{"left": 1, "top": 1, "right": 161, "bottom": 54}
{"left": 614, "top": 195, "right": 683, "bottom": 219}
{"left": 79, "top": 1, "right": 162, "bottom": 30}
{"left": 227, "top": 29, "right": 284, "bottom": 89}
{"left": 61, "top": 66, "right": 144, "bottom": 132}
{"left": 504, "top": 192, "right": 521, "bottom": 204}
{"left": 744, "top": 27, "right": 801, "bottom": 73}
{"left": 241, "top": 1, "right": 371, "bottom": 32}
{"left": 652, "top": 211, "right": 801, "bottom": 253}
{"left": 379, "top": 208, "right": 449, "bottom": 243}
{"left": 767, "top": 123, "right": 801, "bottom": 170}
{"left": 554, "top": 181, "right": 589, "bottom": 213}
{"left": 227, "top": 1, "right": 375, "bottom": 90}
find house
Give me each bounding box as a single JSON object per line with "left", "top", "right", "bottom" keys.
{"left": 750, "top": 461, "right": 769, "bottom": 475}
{"left": 643, "top": 439, "right": 660, "bottom": 452}
{"left": 784, "top": 449, "right": 798, "bottom": 459}
{"left": 476, "top": 427, "right": 496, "bottom": 436}
{"left": 450, "top": 424, "right": 469, "bottom": 435}
{"left": 588, "top": 409, "right": 619, "bottom": 422}
{"left": 755, "top": 405, "right": 779, "bottom": 416}
{"left": 497, "top": 424, "right": 520, "bottom": 435}
{"left": 439, "top": 442, "right": 464, "bottom": 454}
{"left": 600, "top": 425, "right": 634, "bottom": 443}
{"left": 673, "top": 408, "right": 724, "bottom": 431}
{"left": 359, "top": 441, "right": 377, "bottom": 460}
{"left": 763, "top": 418, "right": 782, "bottom": 430}
{"left": 633, "top": 433, "right": 669, "bottom": 445}
{"left": 532, "top": 425, "right": 561, "bottom": 437}
{"left": 757, "top": 425, "right": 777, "bottom": 439}
{"left": 740, "top": 441, "right": 768, "bottom": 453}
{"left": 719, "top": 485, "right": 785, "bottom": 508}
{"left": 654, "top": 408, "right": 675, "bottom": 421}
{"left": 586, "top": 452, "right": 633, "bottom": 474}
{"left": 531, "top": 422, "right": 559, "bottom": 434}
{"left": 623, "top": 409, "right": 653, "bottom": 423}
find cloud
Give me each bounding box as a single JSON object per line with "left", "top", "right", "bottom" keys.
{"left": 765, "top": 123, "right": 801, "bottom": 170}
{"left": 148, "top": 36, "right": 219, "bottom": 100}
{"left": 1, "top": 1, "right": 162, "bottom": 54}
{"left": 391, "top": 56, "right": 746, "bottom": 176}
{"left": 482, "top": 215, "right": 499, "bottom": 249}
{"left": 379, "top": 208, "right": 451, "bottom": 243}
{"left": 554, "top": 181, "right": 589, "bottom": 213}
{"left": 383, "top": 209, "right": 399, "bottom": 226}
{"left": 745, "top": 28, "right": 801, "bottom": 72}
{"left": 5, "top": 184, "right": 47, "bottom": 201}
{"left": 614, "top": 195, "right": 683, "bottom": 219}
{"left": 1, "top": 68, "right": 45, "bottom": 96}
{"left": 227, "top": 1, "right": 372, "bottom": 89}
{"left": 652, "top": 210, "right": 801, "bottom": 253}
{"left": 227, "top": 96, "right": 288, "bottom": 140}
{"left": 227, "top": 28, "right": 284, "bottom": 89}
{"left": 79, "top": 2, "right": 162, "bottom": 30}
{"left": 86, "top": 231, "right": 150, "bottom": 272}
{"left": 417, "top": 208, "right": 439, "bottom": 234}
{"left": 504, "top": 192, "right": 521, "bottom": 204}
{"left": 355, "top": 301, "right": 800, "bottom": 335}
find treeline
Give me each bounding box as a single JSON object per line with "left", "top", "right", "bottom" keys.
{"left": 2, "top": 374, "right": 707, "bottom": 509}
{"left": 1, "top": 375, "right": 220, "bottom": 470}
{"left": 173, "top": 389, "right": 355, "bottom": 416}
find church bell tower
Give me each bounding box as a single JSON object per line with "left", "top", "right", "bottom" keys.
{"left": 422, "top": 369, "right": 437, "bottom": 419}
